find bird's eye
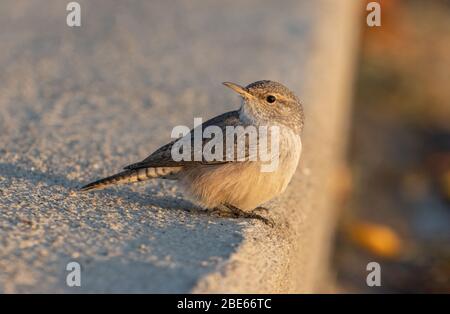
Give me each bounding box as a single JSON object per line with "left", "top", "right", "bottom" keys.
{"left": 266, "top": 95, "right": 276, "bottom": 103}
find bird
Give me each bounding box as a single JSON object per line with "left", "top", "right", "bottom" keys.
{"left": 80, "top": 80, "right": 304, "bottom": 225}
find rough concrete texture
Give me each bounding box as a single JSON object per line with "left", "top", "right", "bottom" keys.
{"left": 0, "top": 1, "right": 360, "bottom": 293}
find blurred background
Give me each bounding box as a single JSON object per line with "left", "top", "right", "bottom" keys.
{"left": 333, "top": 0, "right": 450, "bottom": 293}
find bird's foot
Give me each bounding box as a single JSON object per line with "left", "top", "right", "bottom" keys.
{"left": 208, "top": 206, "right": 236, "bottom": 218}
{"left": 216, "top": 204, "right": 274, "bottom": 227}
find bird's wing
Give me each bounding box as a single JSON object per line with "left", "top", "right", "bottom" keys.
{"left": 124, "top": 110, "right": 260, "bottom": 170}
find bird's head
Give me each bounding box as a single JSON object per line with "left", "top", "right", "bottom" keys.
{"left": 223, "top": 80, "right": 304, "bottom": 133}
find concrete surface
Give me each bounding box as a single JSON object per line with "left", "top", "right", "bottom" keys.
{"left": 0, "top": 0, "right": 359, "bottom": 293}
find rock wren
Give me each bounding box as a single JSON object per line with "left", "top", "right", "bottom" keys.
{"left": 81, "top": 80, "right": 304, "bottom": 225}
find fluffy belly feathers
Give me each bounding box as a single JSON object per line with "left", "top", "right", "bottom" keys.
{"left": 179, "top": 131, "right": 302, "bottom": 211}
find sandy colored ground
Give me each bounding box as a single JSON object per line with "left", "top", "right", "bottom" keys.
{"left": 0, "top": 0, "right": 358, "bottom": 292}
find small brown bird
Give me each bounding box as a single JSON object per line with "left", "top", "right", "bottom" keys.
{"left": 81, "top": 80, "right": 304, "bottom": 225}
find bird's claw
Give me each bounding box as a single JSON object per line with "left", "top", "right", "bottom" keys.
{"left": 212, "top": 204, "right": 275, "bottom": 227}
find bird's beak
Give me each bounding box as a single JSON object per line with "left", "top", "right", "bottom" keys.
{"left": 222, "top": 82, "right": 253, "bottom": 99}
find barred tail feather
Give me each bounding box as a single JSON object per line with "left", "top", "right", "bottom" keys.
{"left": 80, "top": 170, "right": 141, "bottom": 191}
{"left": 80, "top": 166, "right": 183, "bottom": 192}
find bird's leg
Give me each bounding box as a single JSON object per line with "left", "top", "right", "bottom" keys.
{"left": 252, "top": 206, "right": 270, "bottom": 213}
{"left": 222, "top": 204, "right": 274, "bottom": 227}
{"left": 208, "top": 205, "right": 238, "bottom": 218}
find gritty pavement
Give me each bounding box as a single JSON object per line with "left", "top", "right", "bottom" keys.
{"left": 0, "top": 1, "right": 358, "bottom": 292}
